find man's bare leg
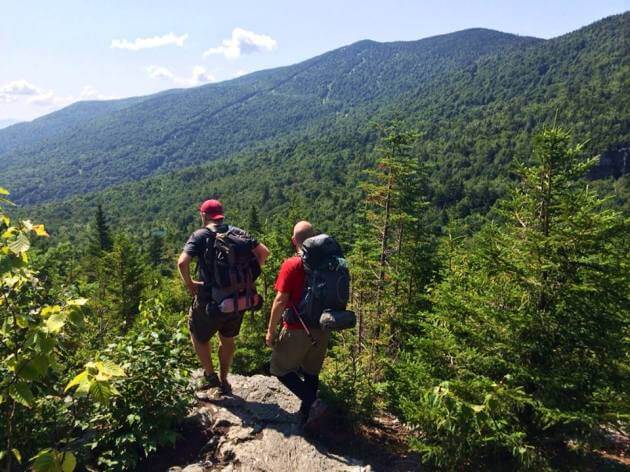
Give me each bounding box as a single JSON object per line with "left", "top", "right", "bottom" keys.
{"left": 191, "top": 334, "right": 214, "bottom": 375}
{"left": 218, "top": 334, "right": 236, "bottom": 386}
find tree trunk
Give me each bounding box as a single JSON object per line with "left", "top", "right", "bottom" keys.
{"left": 374, "top": 169, "right": 393, "bottom": 338}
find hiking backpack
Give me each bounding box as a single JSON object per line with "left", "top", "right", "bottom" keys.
{"left": 203, "top": 226, "right": 261, "bottom": 313}
{"left": 289, "top": 234, "right": 355, "bottom": 330}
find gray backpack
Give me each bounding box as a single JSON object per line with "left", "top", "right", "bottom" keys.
{"left": 287, "top": 234, "right": 356, "bottom": 331}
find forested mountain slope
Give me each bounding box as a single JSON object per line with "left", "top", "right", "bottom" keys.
{"left": 0, "top": 97, "right": 146, "bottom": 156}
{"left": 1, "top": 28, "right": 540, "bottom": 204}
{"left": 379, "top": 11, "right": 629, "bottom": 211}
{"left": 20, "top": 12, "right": 630, "bottom": 241}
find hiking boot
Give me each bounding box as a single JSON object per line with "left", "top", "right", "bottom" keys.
{"left": 303, "top": 399, "right": 329, "bottom": 433}
{"left": 299, "top": 409, "right": 309, "bottom": 425}
{"left": 299, "top": 399, "right": 313, "bottom": 425}
{"left": 219, "top": 378, "right": 232, "bottom": 395}
{"left": 196, "top": 371, "right": 221, "bottom": 391}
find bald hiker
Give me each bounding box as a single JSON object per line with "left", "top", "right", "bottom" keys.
{"left": 266, "top": 220, "right": 354, "bottom": 427}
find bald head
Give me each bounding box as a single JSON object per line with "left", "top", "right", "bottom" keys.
{"left": 292, "top": 221, "right": 315, "bottom": 249}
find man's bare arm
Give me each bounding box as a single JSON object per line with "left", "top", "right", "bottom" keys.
{"left": 266, "top": 291, "right": 290, "bottom": 347}
{"left": 253, "top": 243, "right": 270, "bottom": 267}
{"left": 177, "top": 251, "right": 203, "bottom": 296}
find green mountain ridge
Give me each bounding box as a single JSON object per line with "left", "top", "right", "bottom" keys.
{"left": 4, "top": 13, "right": 630, "bottom": 239}
{"left": 1, "top": 28, "right": 540, "bottom": 204}
{"left": 0, "top": 97, "right": 147, "bottom": 156}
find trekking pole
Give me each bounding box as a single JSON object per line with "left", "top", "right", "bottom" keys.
{"left": 289, "top": 302, "right": 317, "bottom": 346}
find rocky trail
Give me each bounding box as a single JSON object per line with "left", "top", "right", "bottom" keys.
{"left": 140, "top": 372, "right": 421, "bottom": 471}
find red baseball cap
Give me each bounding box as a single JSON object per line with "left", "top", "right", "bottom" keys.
{"left": 199, "top": 199, "right": 224, "bottom": 219}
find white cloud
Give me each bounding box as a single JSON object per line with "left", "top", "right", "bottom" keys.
{"left": 147, "top": 65, "right": 215, "bottom": 87}
{"left": 29, "top": 86, "right": 114, "bottom": 107}
{"left": 1, "top": 80, "right": 116, "bottom": 110}
{"left": 189, "top": 65, "right": 215, "bottom": 85}
{"left": 0, "top": 80, "right": 43, "bottom": 102}
{"left": 203, "top": 28, "right": 277, "bottom": 59}
{"left": 79, "top": 86, "right": 118, "bottom": 101}
{"left": 111, "top": 32, "right": 188, "bottom": 51}
{"left": 0, "top": 79, "right": 41, "bottom": 96}
{"left": 27, "top": 91, "right": 56, "bottom": 106}
{"left": 28, "top": 90, "right": 73, "bottom": 108}
{"left": 147, "top": 65, "right": 176, "bottom": 80}
{"left": 0, "top": 80, "right": 62, "bottom": 107}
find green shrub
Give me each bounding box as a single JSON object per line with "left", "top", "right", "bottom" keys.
{"left": 320, "top": 331, "right": 384, "bottom": 421}
{"left": 0, "top": 190, "right": 124, "bottom": 471}
{"left": 79, "top": 297, "right": 195, "bottom": 470}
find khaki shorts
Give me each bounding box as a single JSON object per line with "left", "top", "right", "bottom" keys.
{"left": 270, "top": 327, "right": 329, "bottom": 376}
{"left": 188, "top": 291, "right": 244, "bottom": 343}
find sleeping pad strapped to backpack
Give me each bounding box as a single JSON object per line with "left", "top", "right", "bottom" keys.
{"left": 286, "top": 234, "right": 356, "bottom": 331}
{"left": 204, "top": 226, "right": 261, "bottom": 314}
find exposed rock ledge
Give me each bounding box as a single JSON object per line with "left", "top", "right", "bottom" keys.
{"left": 169, "top": 372, "right": 372, "bottom": 472}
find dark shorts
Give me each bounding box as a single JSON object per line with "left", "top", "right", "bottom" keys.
{"left": 188, "top": 291, "right": 244, "bottom": 343}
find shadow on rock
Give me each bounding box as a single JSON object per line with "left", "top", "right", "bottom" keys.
{"left": 146, "top": 372, "right": 413, "bottom": 471}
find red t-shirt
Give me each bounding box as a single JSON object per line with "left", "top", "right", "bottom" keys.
{"left": 274, "top": 256, "right": 305, "bottom": 330}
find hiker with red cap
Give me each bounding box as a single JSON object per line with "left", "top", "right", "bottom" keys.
{"left": 178, "top": 199, "right": 270, "bottom": 394}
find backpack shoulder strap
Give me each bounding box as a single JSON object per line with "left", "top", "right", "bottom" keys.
{"left": 203, "top": 226, "right": 217, "bottom": 243}
{"left": 202, "top": 227, "right": 217, "bottom": 264}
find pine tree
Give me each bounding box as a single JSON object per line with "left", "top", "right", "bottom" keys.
{"left": 89, "top": 203, "right": 113, "bottom": 255}
{"left": 105, "top": 234, "right": 146, "bottom": 333}
{"left": 147, "top": 230, "right": 165, "bottom": 267}
{"left": 248, "top": 205, "right": 262, "bottom": 235}
{"left": 388, "top": 131, "right": 437, "bottom": 330}
{"left": 261, "top": 185, "right": 271, "bottom": 207}
{"left": 392, "top": 126, "right": 629, "bottom": 468}
{"left": 356, "top": 121, "right": 435, "bottom": 341}
{"left": 84, "top": 204, "right": 115, "bottom": 340}
{"left": 322, "top": 122, "right": 437, "bottom": 419}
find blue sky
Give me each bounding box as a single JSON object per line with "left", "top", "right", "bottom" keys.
{"left": 1, "top": 0, "right": 627, "bottom": 121}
